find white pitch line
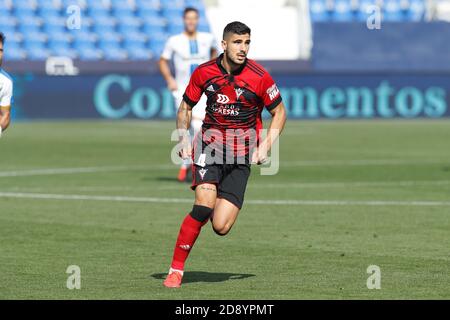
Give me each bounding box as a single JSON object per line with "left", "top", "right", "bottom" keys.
{"left": 157, "top": 180, "right": 450, "bottom": 190}
{"left": 1, "top": 159, "right": 448, "bottom": 178}
{"left": 0, "top": 192, "right": 449, "bottom": 206}
{"left": 0, "top": 165, "right": 173, "bottom": 177}
{"left": 280, "top": 159, "right": 449, "bottom": 167}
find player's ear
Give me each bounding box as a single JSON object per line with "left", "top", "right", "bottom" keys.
{"left": 221, "top": 39, "right": 227, "bottom": 51}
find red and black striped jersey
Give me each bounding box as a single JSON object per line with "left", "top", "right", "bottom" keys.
{"left": 183, "top": 53, "right": 282, "bottom": 162}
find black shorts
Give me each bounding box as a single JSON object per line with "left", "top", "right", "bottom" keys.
{"left": 191, "top": 164, "right": 251, "bottom": 209}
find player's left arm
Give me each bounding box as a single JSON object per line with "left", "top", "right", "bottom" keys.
{"left": 253, "top": 102, "right": 286, "bottom": 164}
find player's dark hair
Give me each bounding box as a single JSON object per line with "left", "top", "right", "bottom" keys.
{"left": 183, "top": 7, "right": 199, "bottom": 17}
{"left": 223, "top": 21, "right": 251, "bottom": 39}
{"left": 0, "top": 32, "right": 5, "bottom": 45}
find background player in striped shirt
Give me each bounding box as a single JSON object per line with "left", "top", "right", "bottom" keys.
{"left": 159, "top": 7, "right": 218, "bottom": 182}
{"left": 163, "top": 21, "right": 287, "bottom": 288}
{"left": 0, "top": 32, "right": 13, "bottom": 139}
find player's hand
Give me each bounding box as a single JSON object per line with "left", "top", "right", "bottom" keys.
{"left": 251, "top": 146, "right": 268, "bottom": 165}
{"left": 178, "top": 140, "right": 192, "bottom": 160}
{"left": 167, "top": 78, "right": 178, "bottom": 92}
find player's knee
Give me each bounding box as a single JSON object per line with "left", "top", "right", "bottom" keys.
{"left": 212, "top": 222, "right": 232, "bottom": 236}
{"left": 190, "top": 205, "right": 213, "bottom": 223}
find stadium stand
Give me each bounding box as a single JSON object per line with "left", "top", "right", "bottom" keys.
{"left": 309, "top": 0, "right": 426, "bottom": 22}
{"left": 0, "top": 0, "right": 211, "bottom": 61}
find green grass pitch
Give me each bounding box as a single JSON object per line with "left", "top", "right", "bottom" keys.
{"left": 0, "top": 120, "right": 449, "bottom": 299}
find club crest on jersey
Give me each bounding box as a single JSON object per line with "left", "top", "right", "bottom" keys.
{"left": 216, "top": 94, "right": 230, "bottom": 104}
{"left": 235, "top": 88, "right": 244, "bottom": 100}
{"left": 198, "top": 168, "right": 208, "bottom": 180}
{"left": 266, "top": 84, "right": 280, "bottom": 101}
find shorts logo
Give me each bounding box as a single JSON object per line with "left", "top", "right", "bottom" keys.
{"left": 217, "top": 94, "right": 230, "bottom": 104}
{"left": 235, "top": 88, "right": 244, "bottom": 99}
{"left": 266, "top": 84, "right": 280, "bottom": 101}
{"left": 206, "top": 85, "right": 215, "bottom": 92}
{"left": 199, "top": 168, "right": 208, "bottom": 180}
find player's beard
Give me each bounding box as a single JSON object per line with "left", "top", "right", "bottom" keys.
{"left": 226, "top": 51, "right": 246, "bottom": 66}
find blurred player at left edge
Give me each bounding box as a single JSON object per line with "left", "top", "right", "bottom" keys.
{"left": 0, "top": 32, "right": 13, "bottom": 139}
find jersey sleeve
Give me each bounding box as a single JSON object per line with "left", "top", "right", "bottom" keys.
{"left": 259, "top": 72, "right": 282, "bottom": 111}
{"left": 182, "top": 67, "right": 204, "bottom": 108}
{"left": 160, "top": 37, "right": 174, "bottom": 60}
{"left": 0, "top": 79, "right": 13, "bottom": 107}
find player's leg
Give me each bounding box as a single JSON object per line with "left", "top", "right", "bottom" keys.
{"left": 164, "top": 165, "right": 219, "bottom": 288}
{"left": 211, "top": 198, "right": 240, "bottom": 236}
{"left": 211, "top": 164, "right": 251, "bottom": 236}
{"left": 174, "top": 90, "right": 191, "bottom": 182}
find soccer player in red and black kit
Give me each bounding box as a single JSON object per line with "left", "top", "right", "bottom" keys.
{"left": 164, "top": 21, "right": 287, "bottom": 288}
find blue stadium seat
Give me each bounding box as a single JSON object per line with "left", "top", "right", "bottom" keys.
{"left": 1, "top": 0, "right": 211, "bottom": 60}
{"left": 356, "top": 0, "right": 378, "bottom": 21}
{"left": 4, "top": 44, "right": 27, "bottom": 60}
{"left": 0, "top": 26, "right": 16, "bottom": 36}
{"left": 77, "top": 47, "right": 103, "bottom": 60}
{"left": 18, "top": 24, "right": 41, "bottom": 35}
{"left": 14, "top": 7, "right": 36, "bottom": 20}
{"left": 332, "top": 0, "right": 353, "bottom": 21}
{"left": 37, "top": 0, "right": 62, "bottom": 10}
{"left": 5, "top": 32, "right": 23, "bottom": 46}
{"left": 47, "top": 31, "right": 72, "bottom": 43}
{"left": 20, "top": 16, "right": 43, "bottom": 28}
{"left": 148, "top": 32, "right": 167, "bottom": 56}
{"left": 0, "top": 0, "right": 11, "bottom": 10}
{"left": 135, "top": 0, "right": 160, "bottom": 10}
{"left": 116, "top": 15, "right": 142, "bottom": 28}
{"left": 24, "top": 31, "right": 47, "bottom": 45}
{"left": 93, "top": 24, "right": 116, "bottom": 35}
{"left": 126, "top": 46, "right": 152, "bottom": 60}
{"left": 310, "top": 0, "right": 330, "bottom": 22}
{"left": 408, "top": 0, "right": 425, "bottom": 21}
{"left": 110, "top": 0, "right": 135, "bottom": 11}
{"left": 160, "top": 0, "right": 184, "bottom": 10}
{"left": 13, "top": 0, "right": 36, "bottom": 10}
{"left": 39, "top": 7, "right": 62, "bottom": 19}
{"left": 100, "top": 45, "right": 128, "bottom": 61}
{"left": 51, "top": 46, "right": 78, "bottom": 58}
{"left": 167, "top": 20, "right": 184, "bottom": 35}
{"left": 384, "top": 0, "right": 404, "bottom": 21}
{"left": 69, "top": 30, "right": 97, "bottom": 42}
{"left": 24, "top": 43, "right": 51, "bottom": 60}
{"left": 88, "top": 7, "right": 111, "bottom": 18}
{"left": 61, "top": 0, "right": 87, "bottom": 10}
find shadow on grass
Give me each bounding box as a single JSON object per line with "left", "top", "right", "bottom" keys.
{"left": 151, "top": 271, "right": 255, "bottom": 284}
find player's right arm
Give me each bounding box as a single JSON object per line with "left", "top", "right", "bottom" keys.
{"left": 176, "top": 100, "right": 192, "bottom": 159}
{"left": 0, "top": 106, "right": 11, "bottom": 138}
{"left": 158, "top": 37, "right": 178, "bottom": 91}
{"left": 176, "top": 67, "right": 205, "bottom": 159}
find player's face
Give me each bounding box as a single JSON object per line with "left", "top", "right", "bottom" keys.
{"left": 222, "top": 33, "right": 250, "bottom": 65}
{"left": 184, "top": 11, "right": 199, "bottom": 34}
{"left": 0, "top": 42, "right": 3, "bottom": 67}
